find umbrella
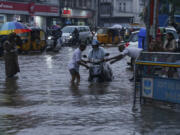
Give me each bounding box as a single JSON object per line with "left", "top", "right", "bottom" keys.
{"left": 0, "top": 21, "right": 31, "bottom": 35}
{"left": 111, "top": 24, "right": 122, "bottom": 29}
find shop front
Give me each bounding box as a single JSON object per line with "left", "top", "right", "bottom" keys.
{"left": 61, "top": 8, "right": 93, "bottom": 27}
{"left": 0, "top": 1, "right": 59, "bottom": 31}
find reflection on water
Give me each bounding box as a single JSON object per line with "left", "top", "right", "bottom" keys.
{"left": 4, "top": 77, "right": 19, "bottom": 93}
{"left": 0, "top": 47, "right": 180, "bottom": 135}
{"left": 70, "top": 83, "right": 81, "bottom": 96}
{"left": 1, "top": 77, "right": 23, "bottom": 107}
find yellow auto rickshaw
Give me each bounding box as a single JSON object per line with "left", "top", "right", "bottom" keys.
{"left": 17, "top": 28, "right": 46, "bottom": 53}
{"left": 17, "top": 31, "right": 31, "bottom": 52}
{"left": 97, "top": 28, "right": 120, "bottom": 45}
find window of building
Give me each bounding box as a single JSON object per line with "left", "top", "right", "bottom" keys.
{"left": 83, "top": 0, "right": 87, "bottom": 7}
{"left": 64, "top": 0, "right": 73, "bottom": 7}
{"left": 101, "top": 3, "right": 111, "bottom": 15}
{"left": 123, "top": 3, "right": 126, "bottom": 12}
{"left": 87, "top": 1, "right": 91, "bottom": 8}
{"left": 73, "top": 0, "right": 77, "bottom": 7}
{"left": 79, "top": 0, "right": 82, "bottom": 7}
{"left": 119, "top": 3, "right": 122, "bottom": 12}
{"left": 64, "top": 0, "right": 68, "bottom": 7}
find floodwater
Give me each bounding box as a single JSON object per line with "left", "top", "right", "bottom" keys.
{"left": 0, "top": 47, "right": 180, "bottom": 135}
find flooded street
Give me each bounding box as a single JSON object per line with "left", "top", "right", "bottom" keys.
{"left": 0, "top": 46, "right": 180, "bottom": 135}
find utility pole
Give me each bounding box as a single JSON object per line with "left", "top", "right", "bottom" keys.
{"left": 145, "top": 0, "right": 151, "bottom": 50}
{"left": 152, "top": 0, "right": 159, "bottom": 39}
{"left": 169, "top": 0, "right": 175, "bottom": 26}
{"left": 109, "top": 1, "right": 113, "bottom": 27}
{"left": 97, "top": 0, "right": 100, "bottom": 26}
{"left": 59, "top": 0, "right": 63, "bottom": 27}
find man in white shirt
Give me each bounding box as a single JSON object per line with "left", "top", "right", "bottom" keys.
{"left": 68, "top": 44, "right": 89, "bottom": 84}
{"left": 108, "top": 45, "right": 142, "bottom": 63}
{"left": 107, "top": 45, "right": 143, "bottom": 81}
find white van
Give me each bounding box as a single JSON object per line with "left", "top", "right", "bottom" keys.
{"left": 61, "top": 25, "right": 93, "bottom": 45}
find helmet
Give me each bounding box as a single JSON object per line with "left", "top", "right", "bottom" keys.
{"left": 92, "top": 39, "right": 99, "bottom": 46}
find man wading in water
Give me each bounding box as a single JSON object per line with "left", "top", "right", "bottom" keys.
{"left": 68, "top": 44, "right": 89, "bottom": 84}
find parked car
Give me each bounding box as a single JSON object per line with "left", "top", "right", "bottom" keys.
{"left": 61, "top": 25, "right": 93, "bottom": 45}
{"left": 124, "top": 26, "right": 179, "bottom": 49}
{"left": 124, "top": 30, "right": 139, "bottom": 48}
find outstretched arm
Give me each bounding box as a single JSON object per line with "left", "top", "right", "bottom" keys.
{"left": 106, "top": 54, "right": 123, "bottom": 62}
{"left": 78, "top": 61, "right": 89, "bottom": 69}
{"left": 110, "top": 55, "right": 124, "bottom": 64}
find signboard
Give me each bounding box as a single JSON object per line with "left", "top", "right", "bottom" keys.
{"left": 142, "top": 78, "right": 153, "bottom": 98}
{"left": 0, "top": 1, "right": 29, "bottom": 15}
{"left": 0, "top": 1, "right": 59, "bottom": 16}
{"left": 153, "top": 78, "right": 180, "bottom": 103}
{"left": 62, "top": 8, "right": 92, "bottom": 18}
{"left": 61, "top": 8, "right": 72, "bottom": 17}
{"left": 63, "top": 9, "right": 71, "bottom": 15}
{"left": 142, "top": 77, "right": 180, "bottom": 104}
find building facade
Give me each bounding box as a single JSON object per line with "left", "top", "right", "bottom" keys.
{"left": 99, "top": 0, "right": 146, "bottom": 27}
{"left": 0, "top": 0, "right": 60, "bottom": 31}
{"left": 60, "top": 0, "right": 96, "bottom": 28}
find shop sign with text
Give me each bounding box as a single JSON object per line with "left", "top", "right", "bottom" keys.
{"left": 62, "top": 8, "right": 92, "bottom": 18}
{"left": 0, "top": 1, "right": 59, "bottom": 16}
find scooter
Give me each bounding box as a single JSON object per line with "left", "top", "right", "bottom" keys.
{"left": 46, "top": 36, "right": 62, "bottom": 52}
{"left": 69, "top": 36, "right": 81, "bottom": 46}
{"left": 84, "top": 53, "right": 113, "bottom": 83}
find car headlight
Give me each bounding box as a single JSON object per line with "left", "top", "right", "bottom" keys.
{"left": 48, "top": 36, "right": 52, "bottom": 40}
{"left": 69, "top": 35, "right": 72, "bottom": 39}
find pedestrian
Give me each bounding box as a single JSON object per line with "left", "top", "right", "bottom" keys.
{"left": 107, "top": 45, "right": 143, "bottom": 81}
{"left": 161, "top": 32, "right": 177, "bottom": 78}
{"left": 68, "top": 44, "right": 89, "bottom": 84}
{"left": 163, "top": 32, "right": 176, "bottom": 52}
{"left": 3, "top": 32, "right": 22, "bottom": 78}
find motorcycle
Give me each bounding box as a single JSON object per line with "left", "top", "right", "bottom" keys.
{"left": 84, "top": 53, "right": 113, "bottom": 83}
{"left": 46, "top": 36, "right": 62, "bottom": 52}
{"left": 69, "top": 35, "right": 81, "bottom": 46}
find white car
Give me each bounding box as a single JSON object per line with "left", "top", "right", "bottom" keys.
{"left": 125, "top": 31, "right": 139, "bottom": 48}
{"left": 61, "top": 26, "right": 93, "bottom": 45}
{"left": 125, "top": 27, "right": 179, "bottom": 49}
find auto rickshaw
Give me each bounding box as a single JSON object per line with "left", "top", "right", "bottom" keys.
{"left": 96, "top": 28, "right": 120, "bottom": 45}
{"left": 17, "top": 28, "right": 46, "bottom": 53}
{"left": 31, "top": 28, "right": 46, "bottom": 51}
